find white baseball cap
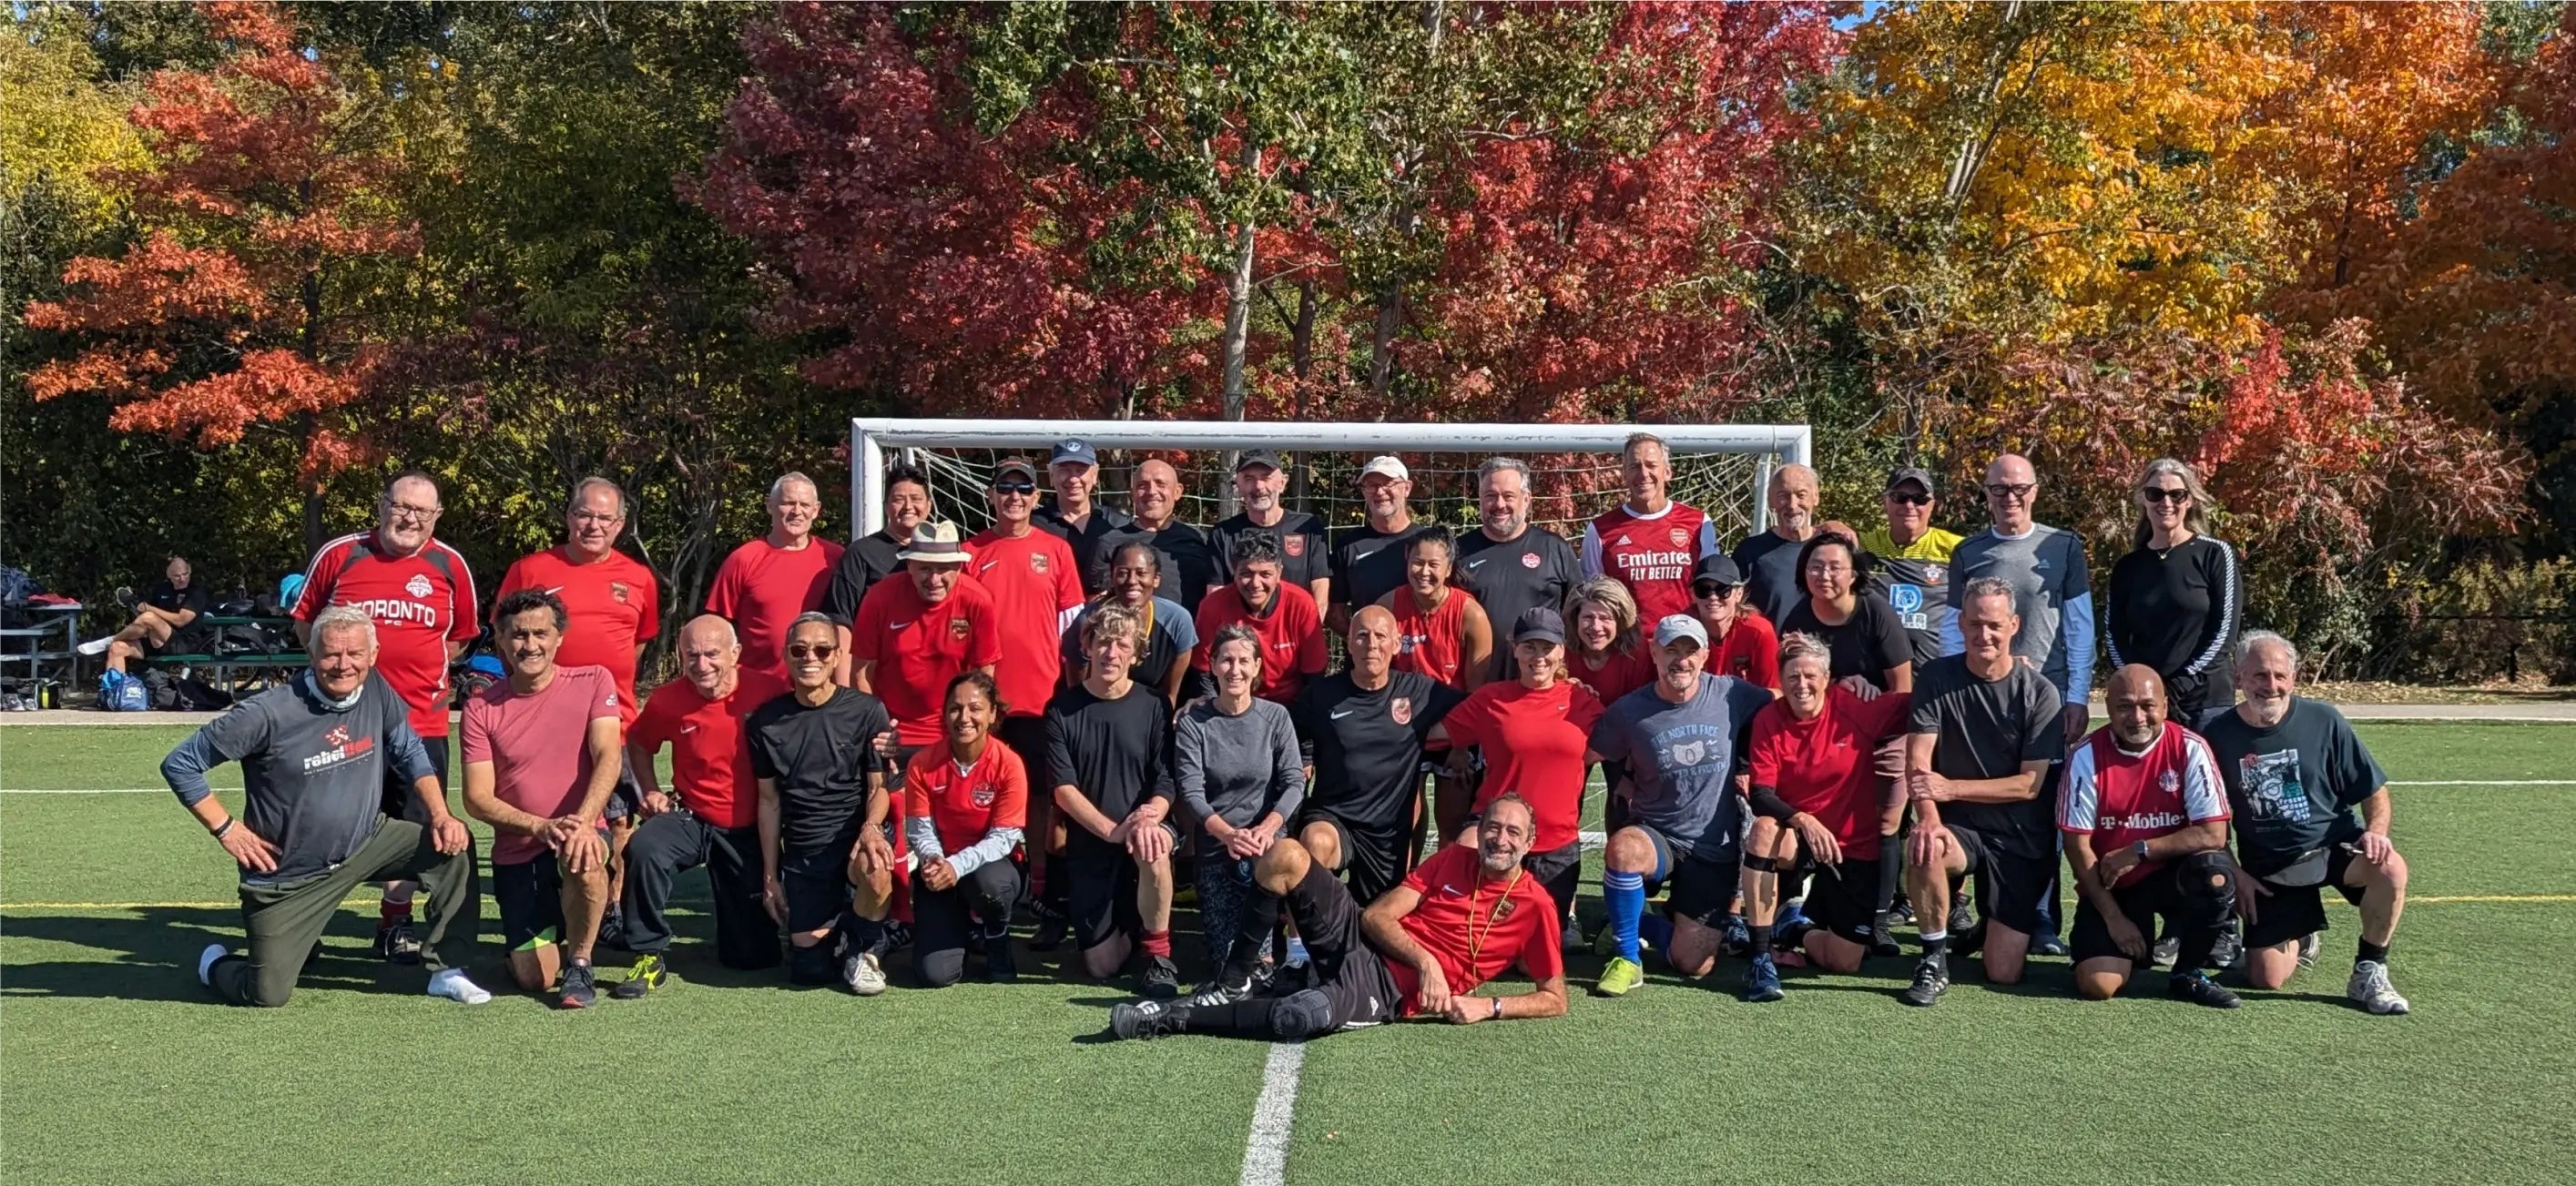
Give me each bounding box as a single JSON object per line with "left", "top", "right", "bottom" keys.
{"left": 1359, "top": 455, "right": 1410, "bottom": 482}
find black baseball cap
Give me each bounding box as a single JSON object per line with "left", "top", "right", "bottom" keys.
{"left": 993, "top": 457, "right": 1039, "bottom": 484}
{"left": 1692, "top": 554, "right": 1744, "bottom": 589}
{"left": 1513, "top": 606, "right": 1566, "bottom": 646}
{"left": 1886, "top": 466, "right": 1936, "bottom": 495}
{"left": 1235, "top": 448, "right": 1283, "bottom": 473}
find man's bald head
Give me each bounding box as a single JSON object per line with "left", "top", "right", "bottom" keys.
{"left": 1130, "top": 458, "right": 1183, "bottom": 527}
{"left": 677, "top": 613, "right": 742, "bottom": 694}
{"left": 1983, "top": 452, "right": 2040, "bottom": 532}
{"left": 1346, "top": 603, "right": 1399, "bottom": 679}
{"left": 2104, "top": 662, "right": 2166, "bottom": 747}
{"left": 1767, "top": 462, "right": 1818, "bottom": 536}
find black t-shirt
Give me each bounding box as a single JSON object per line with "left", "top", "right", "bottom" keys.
{"left": 2196, "top": 697, "right": 2386, "bottom": 877}
{"left": 1035, "top": 501, "right": 1138, "bottom": 597}
{"left": 1097, "top": 519, "right": 1219, "bottom": 616}
{"left": 148, "top": 578, "right": 210, "bottom": 618}
{"left": 1456, "top": 528, "right": 1580, "bottom": 679}
{"left": 2107, "top": 535, "right": 2241, "bottom": 698}
{"left": 1780, "top": 593, "right": 1913, "bottom": 691}
{"left": 1908, "top": 654, "right": 2064, "bottom": 857}
{"left": 821, "top": 530, "right": 906, "bottom": 625}
{"left": 1211, "top": 511, "right": 1329, "bottom": 593}
{"left": 1731, "top": 531, "right": 1807, "bottom": 626}
{"left": 747, "top": 687, "right": 891, "bottom": 852}
{"left": 1330, "top": 522, "right": 1426, "bottom": 613}
{"left": 1288, "top": 670, "right": 1463, "bottom": 837}
{"left": 1044, "top": 680, "right": 1174, "bottom": 851}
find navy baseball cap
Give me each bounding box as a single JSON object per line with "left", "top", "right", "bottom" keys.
{"left": 1050, "top": 439, "right": 1099, "bottom": 468}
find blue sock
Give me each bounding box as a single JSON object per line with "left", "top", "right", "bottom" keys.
{"left": 1638, "top": 913, "right": 1674, "bottom": 951}
{"left": 1604, "top": 871, "right": 1647, "bottom": 962}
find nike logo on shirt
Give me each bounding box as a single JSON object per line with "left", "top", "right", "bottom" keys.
{"left": 680, "top": 725, "right": 699, "bottom": 735}
{"left": 1330, "top": 709, "right": 1357, "bottom": 720}
{"left": 979, "top": 561, "right": 999, "bottom": 573}
{"left": 891, "top": 621, "right": 915, "bottom": 632}
{"left": 1465, "top": 558, "right": 1489, "bottom": 568}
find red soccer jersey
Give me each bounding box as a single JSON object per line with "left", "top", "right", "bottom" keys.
{"left": 294, "top": 532, "right": 479, "bottom": 738}
{"left": 1444, "top": 679, "right": 1606, "bottom": 852}
{"left": 2060, "top": 723, "right": 2229, "bottom": 887}
{"left": 850, "top": 575, "right": 1003, "bottom": 745}
{"left": 1747, "top": 687, "right": 1913, "bottom": 861}
{"left": 1389, "top": 587, "right": 1476, "bottom": 689}
{"left": 1193, "top": 583, "right": 1328, "bottom": 705}
{"left": 460, "top": 665, "right": 622, "bottom": 864}
{"left": 1583, "top": 502, "right": 1716, "bottom": 628}
{"left": 628, "top": 672, "right": 775, "bottom": 829}
{"left": 1384, "top": 844, "right": 1566, "bottom": 1016}
{"left": 1710, "top": 610, "right": 1781, "bottom": 691}
{"left": 965, "top": 528, "right": 1084, "bottom": 720}
{"left": 1566, "top": 644, "right": 1655, "bottom": 706}
{"left": 494, "top": 546, "right": 661, "bottom": 726}
{"left": 704, "top": 535, "right": 843, "bottom": 684}
{"left": 904, "top": 740, "right": 1030, "bottom": 857}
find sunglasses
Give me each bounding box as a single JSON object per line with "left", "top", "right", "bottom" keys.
{"left": 1693, "top": 583, "right": 1735, "bottom": 598}
{"left": 2142, "top": 488, "right": 2191, "bottom": 504}
{"left": 1984, "top": 482, "right": 2037, "bottom": 501}
{"left": 993, "top": 481, "right": 1037, "bottom": 496}
{"left": 1886, "top": 492, "right": 1930, "bottom": 506}
{"left": 788, "top": 644, "right": 838, "bottom": 659}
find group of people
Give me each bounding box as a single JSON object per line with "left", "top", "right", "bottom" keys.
{"left": 161, "top": 433, "right": 2414, "bottom": 1039}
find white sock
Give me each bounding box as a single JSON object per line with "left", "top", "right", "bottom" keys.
{"left": 198, "top": 943, "right": 226, "bottom": 986}
{"left": 427, "top": 968, "right": 492, "bottom": 1005}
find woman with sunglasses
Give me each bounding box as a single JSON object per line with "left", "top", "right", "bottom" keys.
{"left": 2105, "top": 458, "right": 2241, "bottom": 722}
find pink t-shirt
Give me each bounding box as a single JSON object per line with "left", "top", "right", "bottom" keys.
{"left": 461, "top": 664, "right": 622, "bottom": 864}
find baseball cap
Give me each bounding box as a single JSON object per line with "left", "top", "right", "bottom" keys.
{"left": 1653, "top": 614, "right": 1708, "bottom": 649}
{"left": 896, "top": 520, "right": 969, "bottom": 563}
{"left": 1885, "top": 466, "right": 1936, "bottom": 495}
{"left": 1050, "top": 439, "right": 1099, "bottom": 469}
{"left": 992, "top": 457, "right": 1039, "bottom": 484}
{"left": 1236, "top": 448, "right": 1283, "bottom": 473}
{"left": 1691, "top": 554, "right": 1744, "bottom": 589}
{"left": 1512, "top": 606, "right": 1566, "bottom": 646}
{"left": 1358, "top": 455, "right": 1410, "bottom": 483}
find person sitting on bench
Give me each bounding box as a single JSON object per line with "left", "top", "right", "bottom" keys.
{"left": 81, "top": 557, "right": 210, "bottom": 675}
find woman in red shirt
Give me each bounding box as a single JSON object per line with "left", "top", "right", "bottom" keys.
{"left": 1433, "top": 607, "right": 1605, "bottom": 930}
{"left": 1562, "top": 574, "right": 1653, "bottom": 847}
{"left": 902, "top": 672, "right": 1030, "bottom": 988}
{"left": 1743, "top": 634, "right": 1912, "bottom": 990}
{"left": 1381, "top": 527, "right": 1493, "bottom": 693}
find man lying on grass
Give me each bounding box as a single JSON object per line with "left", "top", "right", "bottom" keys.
{"left": 1103, "top": 793, "right": 1568, "bottom": 1041}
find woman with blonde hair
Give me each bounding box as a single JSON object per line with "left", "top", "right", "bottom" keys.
{"left": 2105, "top": 458, "right": 2242, "bottom": 722}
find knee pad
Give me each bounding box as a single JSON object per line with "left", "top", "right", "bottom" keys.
{"left": 1744, "top": 854, "right": 1780, "bottom": 874}
{"left": 2178, "top": 850, "right": 2236, "bottom": 893}
{"left": 1270, "top": 988, "right": 1336, "bottom": 1040}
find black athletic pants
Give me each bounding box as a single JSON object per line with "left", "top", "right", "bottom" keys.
{"left": 912, "top": 859, "right": 1023, "bottom": 987}
{"left": 619, "top": 811, "right": 779, "bottom": 969}
{"left": 1184, "top": 862, "right": 1399, "bottom": 1040}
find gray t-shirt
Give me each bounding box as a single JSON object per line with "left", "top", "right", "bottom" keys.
{"left": 1590, "top": 674, "right": 1772, "bottom": 861}
{"left": 1947, "top": 524, "right": 2091, "bottom": 697}
{"left": 1174, "top": 696, "right": 1306, "bottom": 833}
{"left": 2196, "top": 697, "right": 2388, "bottom": 877}
{"left": 161, "top": 672, "right": 433, "bottom": 886}
{"left": 1908, "top": 654, "right": 2064, "bottom": 858}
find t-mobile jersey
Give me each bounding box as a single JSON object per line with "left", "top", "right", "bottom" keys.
{"left": 1746, "top": 688, "right": 1914, "bottom": 862}
{"left": 1945, "top": 523, "right": 2093, "bottom": 704}
{"left": 628, "top": 673, "right": 774, "bottom": 829}
{"left": 1044, "top": 680, "right": 1174, "bottom": 855}
{"left": 1442, "top": 679, "right": 1606, "bottom": 852}
{"left": 493, "top": 546, "right": 661, "bottom": 725}
{"left": 1388, "top": 588, "right": 1477, "bottom": 688}
{"left": 460, "top": 664, "right": 623, "bottom": 864}
{"left": 965, "top": 527, "right": 1084, "bottom": 719}
{"left": 1384, "top": 844, "right": 1566, "bottom": 1015}
{"left": 1589, "top": 674, "right": 1772, "bottom": 862}
{"left": 1583, "top": 502, "right": 1717, "bottom": 628}
{"left": 1909, "top": 654, "right": 2065, "bottom": 858}
{"left": 1210, "top": 510, "right": 1329, "bottom": 593}
{"left": 159, "top": 673, "right": 433, "bottom": 886}
{"left": 1330, "top": 522, "right": 1427, "bottom": 614}
{"left": 1193, "top": 583, "right": 1328, "bottom": 705}
{"left": 2059, "top": 723, "right": 2228, "bottom": 887}
{"left": 1456, "top": 527, "right": 1580, "bottom": 680}
{"left": 705, "top": 535, "right": 844, "bottom": 684}
{"left": 1290, "top": 670, "right": 1464, "bottom": 837}
{"left": 2195, "top": 697, "right": 2388, "bottom": 878}
{"left": 1859, "top": 525, "right": 1963, "bottom": 668}
{"left": 850, "top": 575, "right": 1002, "bottom": 745}
{"left": 293, "top": 531, "right": 479, "bottom": 739}
{"left": 746, "top": 686, "right": 892, "bottom": 853}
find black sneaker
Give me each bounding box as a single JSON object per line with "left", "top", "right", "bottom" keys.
{"left": 1901, "top": 956, "right": 1950, "bottom": 1007}
{"left": 595, "top": 910, "right": 630, "bottom": 954}
{"left": 1947, "top": 891, "right": 1974, "bottom": 937}
{"left": 1140, "top": 954, "right": 1182, "bottom": 999}
{"left": 1720, "top": 913, "right": 1752, "bottom": 958}
{"left": 609, "top": 953, "right": 665, "bottom": 1000}
{"left": 1109, "top": 999, "right": 1192, "bottom": 1040}
{"left": 373, "top": 918, "right": 423, "bottom": 965}
{"left": 1888, "top": 897, "right": 1916, "bottom": 928}
{"left": 1187, "top": 969, "right": 1254, "bottom": 1007}
{"left": 2207, "top": 920, "right": 2244, "bottom": 971}
{"left": 882, "top": 920, "right": 914, "bottom": 952}
{"left": 1030, "top": 909, "right": 1068, "bottom": 952}
{"left": 2031, "top": 933, "right": 2069, "bottom": 958}
{"left": 1952, "top": 921, "right": 1988, "bottom": 959}
{"left": 2169, "top": 971, "right": 2242, "bottom": 1009}
{"left": 983, "top": 931, "right": 1018, "bottom": 984}
{"left": 1868, "top": 912, "right": 1903, "bottom": 958}
{"left": 558, "top": 962, "right": 598, "bottom": 1009}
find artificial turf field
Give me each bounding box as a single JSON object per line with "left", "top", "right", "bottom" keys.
{"left": 3, "top": 720, "right": 2572, "bottom": 1185}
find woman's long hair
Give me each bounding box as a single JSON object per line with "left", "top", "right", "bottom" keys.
{"left": 2133, "top": 457, "right": 2215, "bottom": 551}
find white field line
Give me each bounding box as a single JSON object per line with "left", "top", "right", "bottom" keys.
{"left": 1239, "top": 1039, "right": 1307, "bottom": 1186}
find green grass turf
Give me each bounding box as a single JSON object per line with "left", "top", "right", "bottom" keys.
{"left": 4, "top": 721, "right": 2574, "bottom": 1184}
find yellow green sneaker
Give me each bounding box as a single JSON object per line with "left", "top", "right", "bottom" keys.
{"left": 1592, "top": 923, "right": 1654, "bottom": 959}
{"left": 1594, "top": 956, "right": 1645, "bottom": 998}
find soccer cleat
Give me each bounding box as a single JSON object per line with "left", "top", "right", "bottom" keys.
{"left": 1947, "top": 891, "right": 1974, "bottom": 937}
{"left": 2296, "top": 932, "right": 2322, "bottom": 969}
{"left": 1188, "top": 970, "right": 1255, "bottom": 1008}
{"left": 1901, "top": 956, "right": 1950, "bottom": 1007}
{"left": 1029, "top": 910, "right": 1068, "bottom": 952}
{"left": 1741, "top": 956, "right": 1784, "bottom": 1004}
{"left": 594, "top": 909, "right": 630, "bottom": 954}
{"left": 2168, "top": 971, "right": 2242, "bottom": 1009}
{"left": 1888, "top": 897, "right": 1916, "bottom": 928}
{"left": 983, "top": 931, "right": 1019, "bottom": 984}
{"left": 2151, "top": 936, "right": 2181, "bottom": 969}
{"left": 1592, "top": 922, "right": 1656, "bottom": 959}
{"left": 2207, "top": 918, "right": 2244, "bottom": 970}
{"left": 882, "top": 920, "right": 914, "bottom": 952}
{"left": 1109, "top": 999, "right": 1191, "bottom": 1040}
{"left": 1869, "top": 912, "right": 1903, "bottom": 958}
{"left": 1951, "top": 922, "right": 1987, "bottom": 959}
{"left": 427, "top": 967, "right": 493, "bottom": 1005}
{"left": 1140, "top": 954, "right": 1182, "bottom": 999}
{"left": 2030, "top": 933, "right": 2069, "bottom": 958}
{"left": 373, "top": 918, "right": 423, "bottom": 965}
{"left": 557, "top": 962, "right": 598, "bottom": 1009}
{"left": 1720, "top": 913, "right": 1752, "bottom": 959}
{"left": 842, "top": 950, "right": 888, "bottom": 997}
{"left": 2347, "top": 960, "right": 2409, "bottom": 1015}
{"left": 197, "top": 943, "right": 226, "bottom": 987}
{"left": 609, "top": 953, "right": 666, "bottom": 1000}
{"left": 1594, "top": 957, "right": 1645, "bottom": 998}
{"left": 1562, "top": 915, "right": 1586, "bottom": 952}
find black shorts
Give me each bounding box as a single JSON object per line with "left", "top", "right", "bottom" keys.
{"left": 1276, "top": 861, "right": 1402, "bottom": 1031}
{"left": 1639, "top": 826, "right": 1737, "bottom": 928}
{"left": 493, "top": 846, "right": 601, "bottom": 950}
{"left": 1791, "top": 853, "right": 1881, "bottom": 945}
{"left": 2243, "top": 845, "right": 2367, "bottom": 951}
{"left": 778, "top": 844, "right": 855, "bottom": 934}
{"left": 1522, "top": 839, "right": 1583, "bottom": 920}
{"left": 996, "top": 715, "right": 1052, "bottom": 800}
{"left": 380, "top": 733, "right": 452, "bottom": 822}
{"left": 1064, "top": 825, "right": 1177, "bottom": 951}
{"left": 1944, "top": 824, "right": 2051, "bottom": 937}
{"left": 1295, "top": 809, "right": 1411, "bottom": 906}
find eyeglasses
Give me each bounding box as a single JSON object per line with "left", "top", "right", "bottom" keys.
{"left": 1693, "top": 583, "right": 1733, "bottom": 598}
{"left": 385, "top": 502, "right": 442, "bottom": 522}
{"left": 1886, "top": 492, "right": 1930, "bottom": 506}
{"left": 788, "top": 644, "right": 837, "bottom": 659}
{"left": 1984, "top": 482, "right": 2037, "bottom": 501}
{"left": 993, "top": 481, "right": 1037, "bottom": 496}
{"left": 570, "top": 511, "right": 623, "bottom": 525}
{"left": 2142, "top": 488, "right": 2191, "bottom": 504}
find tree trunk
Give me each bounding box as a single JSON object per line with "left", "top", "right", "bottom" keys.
{"left": 1369, "top": 286, "right": 1401, "bottom": 401}
{"left": 1218, "top": 143, "right": 1260, "bottom": 519}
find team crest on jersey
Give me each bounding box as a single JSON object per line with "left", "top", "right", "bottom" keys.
{"left": 1283, "top": 535, "right": 1307, "bottom": 558}
{"left": 972, "top": 784, "right": 996, "bottom": 807}
{"left": 1671, "top": 739, "right": 1706, "bottom": 766}
{"left": 1668, "top": 527, "right": 1689, "bottom": 547}
{"left": 1390, "top": 696, "right": 1413, "bottom": 725}
{"left": 1492, "top": 897, "right": 1517, "bottom": 920}
{"left": 1030, "top": 552, "right": 1050, "bottom": 573}
{"left": 404, "top": 573, "right": 433, "bottom": 599}
{"left": 609, "top": 582, "right": 632, "bottom": 604}
{"left": 1924, "top": 563, "right": 1947, "bottom": 584}
{"left": 948, "top": 617, "right": 972, "bottom": 640}
{"left": 1521, "top": 552, "right": 1541, "bottom": 570}
{"left": 2159, "top": 769, "right": 2180, "bottom": 795}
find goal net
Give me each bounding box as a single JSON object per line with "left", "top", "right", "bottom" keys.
{"left": 849, "top": 419, "right": 1812, "bottom": 546}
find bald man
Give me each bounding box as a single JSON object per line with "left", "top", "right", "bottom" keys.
{"left": 1730, "top": 462, "right": 1820, "bottom": 625}
{"left": 1105, "top": 459, "right": 1220, "bottom": 616}
{"left": 612, "top": 616, "right": 783, "bottom": 996}
{"left": 1288, "top": 605, "right": 1469, "bottom": 903}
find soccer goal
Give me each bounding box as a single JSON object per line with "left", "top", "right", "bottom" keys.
{"left": 848, "top": 419, "right": 1813, "bottom": 543}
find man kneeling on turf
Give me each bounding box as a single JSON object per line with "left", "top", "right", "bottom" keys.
{"left": 1105, "top": 795, "right": 1567, "bottom": 1040}
{"left": 165, "top": 605, "right": 487, "bottom": 1006}
{"left": 750, "top": 613, "right": 899, "bottom": 994}
{"left": 2060, "top": 664, "right": 2239, "bottom": 1008}
{"left": 1047, "top": 605, "right": 1185, "bottom": 995}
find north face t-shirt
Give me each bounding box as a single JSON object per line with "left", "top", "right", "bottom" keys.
{"left": 1589, "top": 674, "right": 1772, "bottom": 861}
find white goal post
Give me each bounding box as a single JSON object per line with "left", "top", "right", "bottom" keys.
{"left": 849, "top": 418, "right": 1814, "bottom": 543}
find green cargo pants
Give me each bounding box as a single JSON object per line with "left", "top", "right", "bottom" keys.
{"left": 210, "top": 817, "right": 481, "bottom": 1007}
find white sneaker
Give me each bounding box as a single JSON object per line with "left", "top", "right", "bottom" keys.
{"left": 2296, "top": 932, "right": 2322, "bottom": 968}
{"left": 77, "top": 636, "right": 115, "bottom": 656}
{"left": 426, "top": 967, "right": 494, "bottom": 1005}
{"left": 198, "top": 943, "right": 226, "bottom": 986}
{"left": 842, "top": 950, "right": 887, "bottom": 996}
{"left": 2347, "top": 960, "right": 2409, "bottom": 1015}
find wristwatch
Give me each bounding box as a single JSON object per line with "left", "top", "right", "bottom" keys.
{"left": 1488, "top": 997, "right": 1502, "bottom": 1020}
{"left": 2132, "top": 840, "right": 2151, "bottom": 861}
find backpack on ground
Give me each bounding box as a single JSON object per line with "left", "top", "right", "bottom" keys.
{"left": 98, "top": 669, "right": 149, "bottom": 712}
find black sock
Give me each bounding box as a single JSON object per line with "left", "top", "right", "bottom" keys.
{"left": 1920, "top": 933, "right": 1949, "bottom": 961}
{"left": 1875, "top": 845, "right": 1901, "bottom": 912}
{"left": 1748, "top": 923, "right": 1775, "bottom": 956}
{"left": 843, "top": 912, "right": 886, "bottom": 956}
{"left": 2357, "top": 938, "right": 2389, "bottom": 967}
{"left": 1180, "top": 998, "right": 1277, "bottom": 1038}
